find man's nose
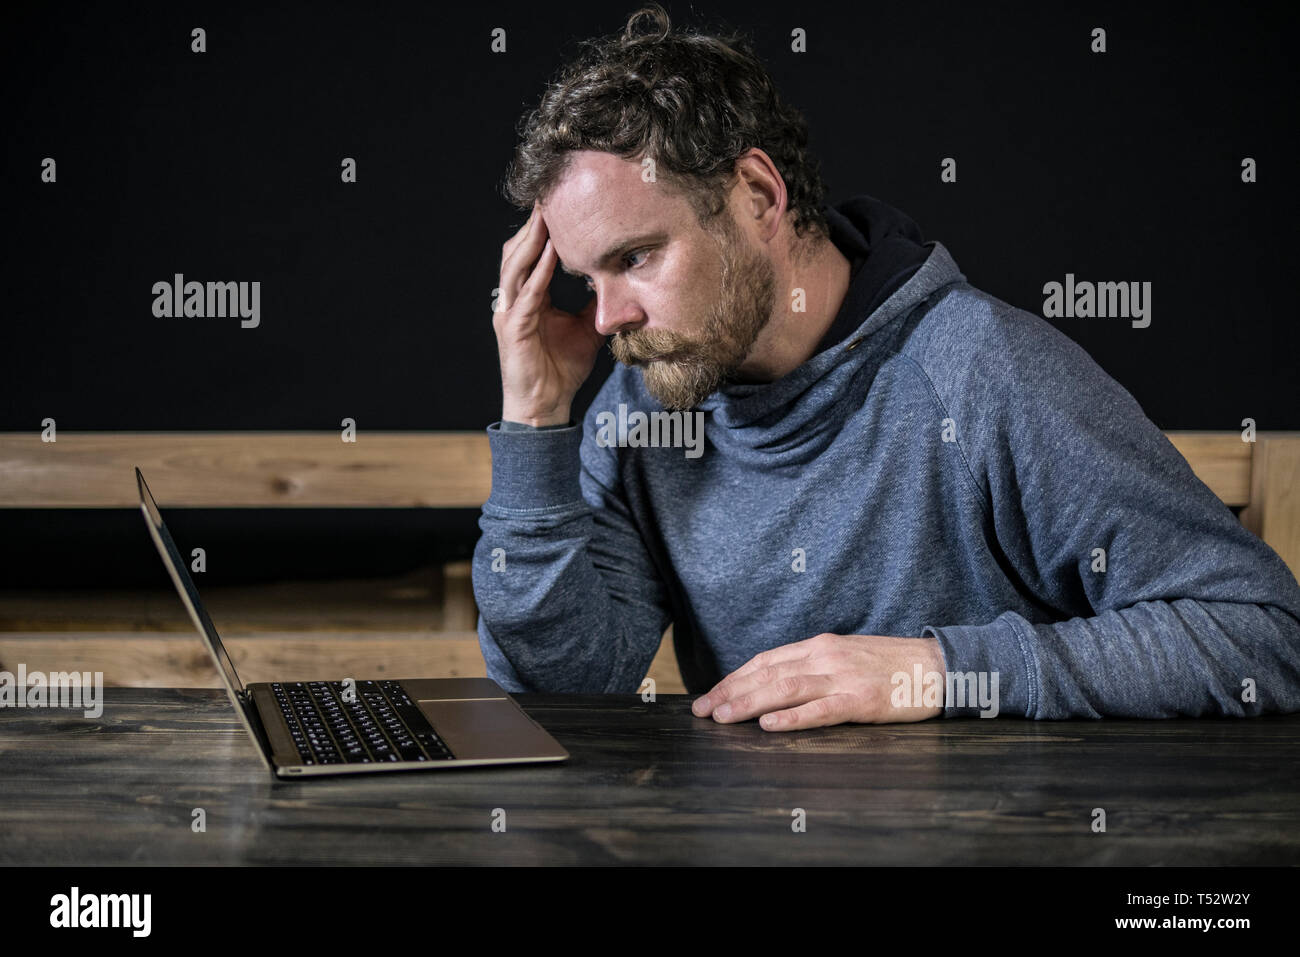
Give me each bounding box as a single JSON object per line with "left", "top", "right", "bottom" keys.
{"left": 593, "top": 288, "right": 645, "bottom": 337}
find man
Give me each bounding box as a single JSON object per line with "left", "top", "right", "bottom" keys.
{"left": 473, "top": 5, "right": 1300, "bottom": 725}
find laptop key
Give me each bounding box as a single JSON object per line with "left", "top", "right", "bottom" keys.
{"left": 283, "top": 678, "right": 470, "bottom": 766}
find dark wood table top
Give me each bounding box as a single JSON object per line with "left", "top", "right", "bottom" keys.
{"left": 3, "top": 688, "right": 1298, "bottom": 865}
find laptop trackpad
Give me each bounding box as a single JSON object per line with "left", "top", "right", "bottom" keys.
{"left": 418, "top": 698, "right": 553, "bottom": 759}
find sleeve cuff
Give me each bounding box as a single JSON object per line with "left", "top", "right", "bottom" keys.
{"left": 498, "top": 418, "right": 575, "bottom": 432}
{"left": 484, "top": 420, "right": 585, "bottom": 511}
{"left": 921, "top": 611, "right": 1038, "bottom": 718}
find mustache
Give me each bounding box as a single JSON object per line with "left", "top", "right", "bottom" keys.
{"left": 611, "top": 334, "right": 682, "bottom": 363}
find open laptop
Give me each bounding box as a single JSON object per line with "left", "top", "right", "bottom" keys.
{"left": 135, "top": 467, "right": 569, "bottom": 777}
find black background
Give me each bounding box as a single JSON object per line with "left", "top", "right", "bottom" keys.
{"left": 2, "top": 1, "right": 1295, "bottom": 586}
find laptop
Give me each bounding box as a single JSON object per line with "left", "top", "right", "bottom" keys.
{"left": 135, "top": 467, "right": 569, "bottom": 777}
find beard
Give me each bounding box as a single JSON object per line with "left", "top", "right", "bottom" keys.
{"left": 608, "top": 211, "right": 776, "bottom": 411}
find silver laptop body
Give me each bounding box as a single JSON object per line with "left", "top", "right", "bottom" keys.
{"left": 136, "top": 467, "right": 568, "bottom": 778}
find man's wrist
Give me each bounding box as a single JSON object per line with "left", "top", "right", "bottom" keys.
{"left": 922, "top": 636, "right": 947, "bottom": 714}
{"left": 499, "top": 418, "right": 573, "bottom": 431}
{"left": 924, "top": 635, "right": 946, "bottom": 675}
{"left": 501, "top": 407, "right": 572, "bottom": 428}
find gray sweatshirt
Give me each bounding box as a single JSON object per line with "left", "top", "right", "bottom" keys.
{"left": 471, "top": 198, "right": 1300, "bottom": 719}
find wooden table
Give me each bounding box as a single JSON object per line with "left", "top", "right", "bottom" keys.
{"left": 3, "top": 689, "right": 1298, "bottom": 865}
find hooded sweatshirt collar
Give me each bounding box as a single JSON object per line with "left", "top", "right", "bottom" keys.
{"left": 813, "top": 195, "right": 932, "bottom": 354}
{"left": 689, "top": 196, "right": 966, "bottom": 435}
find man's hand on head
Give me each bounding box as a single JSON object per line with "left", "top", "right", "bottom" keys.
{"left": 691, "top": 633, "right": 947, "bottom": 730}
{"left": 495, "top": 201, "right": 604, "bottom": 427}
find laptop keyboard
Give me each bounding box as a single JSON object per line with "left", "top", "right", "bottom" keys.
{"left": 272, "top": 680, "right": 456, "bottom": 766}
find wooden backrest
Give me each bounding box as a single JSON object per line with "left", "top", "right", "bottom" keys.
{"left": 1, "top": 431, "right": 1297, "bottom": 578}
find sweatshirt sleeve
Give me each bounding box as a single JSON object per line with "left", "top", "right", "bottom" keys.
{"left": 471, "top": 415, "right": 675, "bottom": 693}
{"left": 919, "top": 309, "right": 1300, "bottom": 719}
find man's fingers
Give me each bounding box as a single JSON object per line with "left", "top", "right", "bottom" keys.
{"left": 707, "top": 656, "right": 806, "bottom": 709}
{"left": 497, "top": 237, "right": 556, "bottom": 327}
{"left": 693, "top": 636, "right": 826, "bottom": 715}
{"left": 691, "top": 647, "right": 807, "bottom": 716}
{"left": 499, "top": 206, "right": 549, "bottom": 310}
{"left": 711, "top": 672, "right": 839, "bottom": 725}
{"left": 501, "top": 206, "right": 534, "bottom": 257}
{"left": 759, "top": 693, "right": 857, "bottom": 732}
{"left": 730, "top": 638, "right": 817, "bottom": 680}
{"left": 514, "top": 238, "right": 556, "bottom": 310}
{"left": 697, "top": 662, "right": 830, "bottom": 721}
{"left": 499, "top": 205, "right": 539, "bottom": 270}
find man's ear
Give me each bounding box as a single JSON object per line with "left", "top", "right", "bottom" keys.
{"left": 734, "top": 148, "right": 787, "bottom": 244}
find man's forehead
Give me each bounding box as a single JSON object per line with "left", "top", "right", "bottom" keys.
{"left": 552, "top": 150, "right": 649, "bottom": 203}
{"left": 543, "top": 152, "right": 685, "bottom": 272}
{"left": 546, "top": 167, "right": 661, "bottom": 227}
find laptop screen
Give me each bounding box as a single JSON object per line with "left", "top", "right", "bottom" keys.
{"left": 135, "top": 468, "right": 249, "bottom": 699}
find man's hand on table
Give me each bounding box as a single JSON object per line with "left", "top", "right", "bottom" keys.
{"left": 691, "top": 634, "right": 946, "bottom": 730}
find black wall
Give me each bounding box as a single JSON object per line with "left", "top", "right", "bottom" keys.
{"left": 2, "top": 1, "right": 1295, "bottom": 586}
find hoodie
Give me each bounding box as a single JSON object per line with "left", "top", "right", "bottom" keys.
{"left": 473, "top": 195, "right": 1300, "bottom": 719}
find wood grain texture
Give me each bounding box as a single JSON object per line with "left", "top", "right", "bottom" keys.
{"left": 0, "top": 430, "right": 1262, "bottom": 508}
{"left": 0, "top": 557, "right": 688, "bottom": 690}
{"left": 0, "top": 562, "right": 464, "bottom": 632}
{"left": 0, "top": 629, "right": 688, "bottom": 692}
{"left": 1162, "top": 431, "right": 1254, "bottom": 506}
{"left": 0, "top": 631, "right": 486, "bottom": 686}
{"left": 0, "top": 432, "right": 492, "bottom": 507}
{"left": 1241, "top": 434, "right": 1300, "bottom": 579}
{"left": 1, "top": 688, "right": 1296, "bottom": 865}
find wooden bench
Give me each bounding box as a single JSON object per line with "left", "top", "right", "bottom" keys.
{"left": 1, "top": 431, "right": 1296, "bottom": 689}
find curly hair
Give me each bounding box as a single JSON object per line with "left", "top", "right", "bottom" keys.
{"left": 501, "top": 3, "right": 830, "bottom": 249}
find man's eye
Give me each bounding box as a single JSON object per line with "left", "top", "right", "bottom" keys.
{"left": 582, "top": 250, "right": 650, "bottom": 291}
